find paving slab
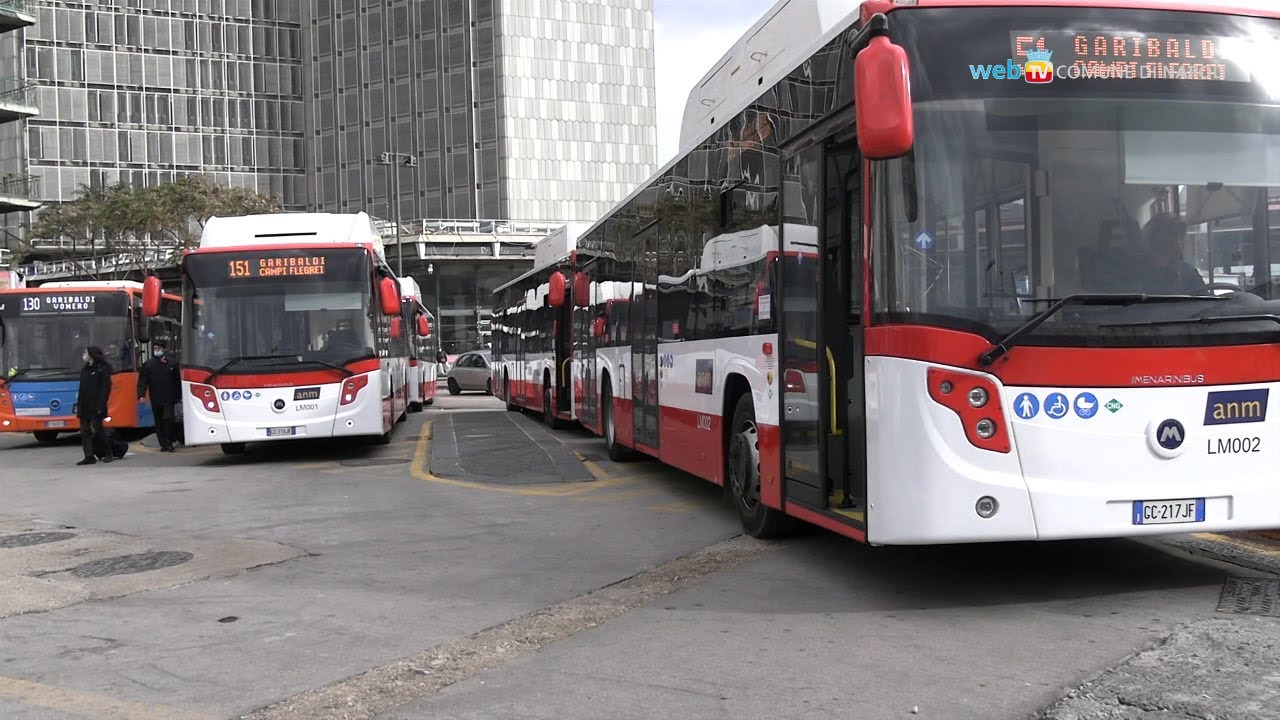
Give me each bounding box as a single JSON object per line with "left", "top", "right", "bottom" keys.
{"left": 429, "top": 411, "right": 594, "bottom": 485}
{"left": 0, "top": 515, "right": 306, "bottom": 618}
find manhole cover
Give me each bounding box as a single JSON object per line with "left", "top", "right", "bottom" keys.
{"left": 339, "top": 458, "right": 409, "bottom": 467}
{"left": 0, "top": 532, "right": 76, "bottom": 549}
{"left": 69, "top": 551, "right": 194, "bottom": 578}
{"left": 1217, "top": 577, "right": 1280, "bottom": 617}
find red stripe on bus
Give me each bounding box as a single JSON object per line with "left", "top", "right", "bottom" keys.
{"left": 758, "top": 423, "right": 782, "bottom": 509}
{"left": 659, "top": 406, "right": 724, "bottom": 485}
{"left": 785, "top": 503, "right": 868, "bottom": 543}
{"left": 865, "top": 325, "right": 1280, "bottom": 387}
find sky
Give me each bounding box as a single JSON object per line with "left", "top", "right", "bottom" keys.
{"left": 652, "top": 0, "right": 778, "bottom": 166}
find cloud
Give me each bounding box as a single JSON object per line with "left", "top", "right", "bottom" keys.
{"left": 653, "top": 0, "right": 778, "bottom": 166}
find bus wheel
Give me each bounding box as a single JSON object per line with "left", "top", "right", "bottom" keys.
{"left": 601, "top": 384, "right": 629, "bottom": 462}
{"left": 485, "top": 378, "right": 494, "bottom": 396}
{"left": 504, "top": 378, "right": 518, "bottom": 412}
{"left": 372, "top": 430, "right": 392, "bottom": 446}
{"left": 220, "top": 443, "right": 247, "bottom": 456}
{"left": 447, "top": 378, "right": 462, "bottom": 396}
{"left": 543, "top": 386, "right": 563, "bottom": 429}
{"left": 33, "top": 431, "right": 60, "bottom": 445}
{"left": 410, "top": 401, "right": 423, "bottom": 413}
{"left": 727, "top": 394, "right": 788, "bottom": 539}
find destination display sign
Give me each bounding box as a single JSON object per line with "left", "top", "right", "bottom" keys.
{"left": 187, "top": 248, "right": 370, "bottom": 287}
{"left": 1009, "top": 30, "right": 1252, "bottom": 83}
{"left": 227, "top": 255, "right": 328, "bottom": 279}
{"left": 11, "top": 293, "right": 97, "bottom": 316}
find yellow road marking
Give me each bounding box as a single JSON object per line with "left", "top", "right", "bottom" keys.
{"left": 410, "top": 422, "right": 629, "bottom": 497}
{"left": 0, "top": 674, "right": 217, "bottom": 720}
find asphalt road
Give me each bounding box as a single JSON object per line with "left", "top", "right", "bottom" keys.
{"left": 0, "top": 390, "right": 1276, "bottom": 720}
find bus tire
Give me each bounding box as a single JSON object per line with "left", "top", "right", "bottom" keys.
{"left": 410, "top": 401, "right": 423, "bottom": 413}
{"left": 220, "top": 443, "right": 247, "bottom": 456}
{"left": 485, "top": 378, "right": 493, "bottom": 396}
{"left": 447, "top": 378, "right": 462, "bottom": 395}
{"left": 544, "top": 385, "right": 563, "bottom": 429}
{"left": 504, "top": 377, "right": 518, "bottom": 412}
{"left": 727, "top": 393, "right": 788, "bottom": 539}
{"left": 33, "top": 431, "right": 59, "bottom": 445}
{"left": 601, "top": 383, "right": 629, "bottom": 462}
{"left": 373, "top": 430, "right": 392, "bottom": 446}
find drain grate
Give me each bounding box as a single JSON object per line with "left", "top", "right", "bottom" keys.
{"left": 339, "top": 458, "right": 409, "bottom": 467}
{"left": 69, "top": 551, "right": 194, "bottom": 578}
{"left": 0, "top": 532, "right": 75, "bottom": 549}
{"left": 1217, "top": 577, "right": 1280, "bottom": 617}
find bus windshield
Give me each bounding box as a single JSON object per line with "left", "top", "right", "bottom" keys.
{"left": 183, "top": 249, "right": 376, "bottom": 372}
{"left": 0, "top": 292, "right": 134, "bottom": 378}
{"left": 876, "top": 7, "right": 1280, "bottom": 348}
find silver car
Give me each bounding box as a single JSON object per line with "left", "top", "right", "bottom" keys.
{"left": 446, "top": 351, "right": 493, "bottom": 395}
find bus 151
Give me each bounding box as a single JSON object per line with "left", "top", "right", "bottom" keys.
{"left": 0, "top": 281, "right": 181, "bottom": 445}
{"left": 494, "top": 0, "right": 1280, "bottom": 545}
{"left": 145, "top": 211, "right": 411, "bottom": 455}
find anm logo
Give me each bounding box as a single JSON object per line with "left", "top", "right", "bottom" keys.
{"left": 1203, "top": 389, "right": 1269, "bottom": 426}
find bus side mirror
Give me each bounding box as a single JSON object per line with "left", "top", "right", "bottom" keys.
{"left": 390, "top": 316, "right": 403, "bottom": 340}
{"left": 417, "top": 314, "right": 430, "bottom": 336}
{"left": 854, "top": 36, "right": 914, "bottom": 160}
{"left": 142, "top": 276, "right": 162, "bottom": 318}
{"left": 573, "top": 272, "right": 590, "bottom": 307}
{"left": 592, "top": 317, "right": 605, "bottom": 338}
{"left": 378, "top": 277, "right": 400, "bottom": 316}
{"left": 548, "top": 271, "right": 566, "bottom": 308}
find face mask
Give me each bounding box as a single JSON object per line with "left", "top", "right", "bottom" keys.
{"left": 154, "top": 350, "right": 165, "bottom": 357}
{"left": 82, "top": 354, "right": 90, "bottom": 365}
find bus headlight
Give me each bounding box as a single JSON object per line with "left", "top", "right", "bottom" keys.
{"left": 968, "top": 387, "right": 988, "bottom": 408}
{"left": 975, "top": 418, "right": 996, "bottom": 439}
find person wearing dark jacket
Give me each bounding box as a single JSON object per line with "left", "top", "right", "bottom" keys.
{"left": 76, "top": 346, "right": 113, "bottom": 466}
{"left": 137, "top": 338, "right": 181, "bottom": 452}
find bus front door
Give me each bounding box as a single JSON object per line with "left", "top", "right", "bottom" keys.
{"left": 779, "top": 139, "right": 867, "bottom": 531}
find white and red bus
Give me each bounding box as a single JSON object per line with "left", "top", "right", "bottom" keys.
{"left": 494, "top": 0, "right": 1280, "bottom": 545}
{"left": 144, "top": 212, "right": 411, "bottom": 455}
{"left": 400, "top": 276, "right": 439, "bottom": 411}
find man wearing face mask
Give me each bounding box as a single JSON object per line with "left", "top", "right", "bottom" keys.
{"left": 137, "top": 338, "right": 181, "bottom": 452}
{"left": 76, "top": 346, "right": 114, "bottom": 465}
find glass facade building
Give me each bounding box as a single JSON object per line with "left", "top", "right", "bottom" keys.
{"left": 303, "top": 0, "right": 657, "bottom": 225}
{"left": 14, "top": 0, "right": 307, "bottom": 209}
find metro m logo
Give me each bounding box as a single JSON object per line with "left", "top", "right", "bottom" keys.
{"left": 1204, "top": 389, "right": 1269, "bottom": 426}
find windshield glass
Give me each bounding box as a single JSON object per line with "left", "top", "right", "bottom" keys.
{"left": 0, "top": 291, "right": 134, "bottom": 377}
{"left": 183, "top": 248, "right": 376, "bottom": 372}
{"left": 876, "top": 7, "right": 1280, "bottom": 347}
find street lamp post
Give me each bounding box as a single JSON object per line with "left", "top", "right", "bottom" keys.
{"left": 376, "top": 152, "right": 417, "bottom": 276}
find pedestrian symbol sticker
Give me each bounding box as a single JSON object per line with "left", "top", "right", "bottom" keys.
{"left": 1044, "top": 393, "right": 1070, "bottom": 419}
{"left": 1074, "top": 392, "right": 1099, "bottom": 419}
{"left": 1014, "top": 393, "right": 1039, "bottom": 419}
{"left": 1106, "top": 399, "right": 1123, "bottom": 413}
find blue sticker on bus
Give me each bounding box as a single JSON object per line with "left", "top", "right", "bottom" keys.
{"left": 1204, "top": 388, "right": 1268, "bottom": 425}
{"left": 1073, "top": 392, "right": 1098, "bottom": 419}
{"left": 1013, "top": 393, "right": 1039, "bottom": 419}
{"left": 1043, "top": 393, "right": 1069, "bottom": 419}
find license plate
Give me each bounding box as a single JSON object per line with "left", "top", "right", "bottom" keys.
{"left": 266, "top": 427, "right": 296, "bottom": 437}
{"left": 1133, "top": 498, "right": 1206, "bottom": 525}
{"left": 44, "top": 421, "right": 66, "bottom": 428}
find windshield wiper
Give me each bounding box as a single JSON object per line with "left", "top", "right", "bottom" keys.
{"left": 977, "top": 294, "right": 1228, "bottom": 366}
{"left": 1100, "top": 313, "right": 1280, "bottom": 330}
{"left": 206, "top": 355, "right": 302, "bottom": 383}
{"left": 1, "top": 367, "right": 76, "bottom": 385}
{"left": 300, "top": 359, "right": 355, "bottom": 377}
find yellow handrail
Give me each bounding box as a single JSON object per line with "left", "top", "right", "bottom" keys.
{"left": 561, "top": 358, "right": 571, "bottom": 386}
{"left": 788, "top": 338, "right": 841, "bottom": 435}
